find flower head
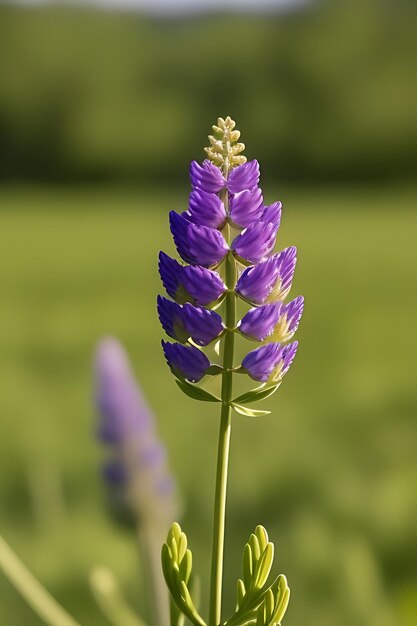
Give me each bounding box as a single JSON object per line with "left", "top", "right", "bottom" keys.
{"left": 158, "top": 116, "right": 303, "bottom": 408}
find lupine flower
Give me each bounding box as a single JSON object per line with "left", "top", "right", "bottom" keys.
{"left": 188, "top": 189, "right": 226, "bottom": 229}
{"left": 236, "top": 247, "right": 297, "bottom": 305}
{"left": 229, "top": 187, "right": 264, "bottom": 227}
{"left": 159, "top": 252, "right": 226, "bottom": 306}
{"left": 232, "top": 220, "right": 278, "bottom": 264}
{"left": 239, "top": 297, "right": 304, "bottom": 342}
{"left": 241, "top": 342, "right": 299, "bottom": 383}
{"left": 157, "top": 296, "right": 224, "bottom": 346}
{"left": 95, "top": 337, "right": 177, "bottom": 526}
{"left": 159, "top": 118, "right": 297, "bottom": 626}
{"left": 162, "top": 340, "right": 210, "bottom": 382}
{"left": 158, "top": 116, "right": 303, "bottom": 400}
{"left": 170, "top": 211, "right": 228, "bottom": 267}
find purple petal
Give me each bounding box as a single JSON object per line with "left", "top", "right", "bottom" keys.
{"left": 241, "top": 341, "right": 298, "bottom": 383}
{"left": 158, "top": 252, "right": 181, "bottom": 301}
{"left": 188, "top": 189, "right": 226, "bottom": 229}
{"left": 162, "top": 340, "right": 210, "bottom": 382}
{"left": 235, "top": 247, "right": 297, "bottom": 305}
{"left": 260, "top": 201, "right": 282, "bottom": 229}
{"left": 157, "top": 296, "right": 189, "bottom": 342}
{"left": 232, "top": 220, "right": 277, "bottom": 264}
{"left": 181, "top": 265, "right": 226, "bottom": 306}
{"left": 239, "top": 302, "right": 284, "bottom": 341}
{"left": 227, "top": 160, "right": 260, "bottom": 193}
{"left": 170, "top": 211, "right": 228, "bottom": 267}
{"left": 278, "top": 296, "right": 304, "bottom": 340}
{"left": 190, "top": 160, "right": 225, "bottom": 193}
{"left": 182, "top": 303, "right": 224, "bottom": 346}
{"left": 229, "top": 186, "right": 264, "bottom": 228}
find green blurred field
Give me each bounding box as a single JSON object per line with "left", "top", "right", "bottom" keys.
{"left": 1, "top": 186, "right": 417, "bottom": 626}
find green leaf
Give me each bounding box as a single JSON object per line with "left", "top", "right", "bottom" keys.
{"left": 242, "top": 544, "right": 253, "bottom": 590}
{"left": 161, "top": 523, "right": 207, "bottom": 626}
{"left": 270, "top": 576, "right": 290, "bottom": 625}
{"left": 255, "top": 526, "right": 268, "bottom": 552}
{"left": 175, "top": 379, "right": 221, "bottom": 402}
{"left": 232, "top": 385, "right": 280, "bottom": 405}
{"left": 236, "top": 579, "right": 245, "bottom": 611}
{"left": 254, "top": 544, "right": 274, "bottom": 589}
{"left": 206, "top": 364, "right": 223, "bottom": 376}
{"left": 232, "top": 403, "right": 271, "bottom": 417}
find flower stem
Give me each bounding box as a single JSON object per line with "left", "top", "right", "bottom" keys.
{"left": 0, "top": 534, "right": 81, "bottom": 626}
{"left": 209, "top": 224, "right": 237, "bottom": 626}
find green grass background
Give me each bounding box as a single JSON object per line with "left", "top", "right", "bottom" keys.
{"left": 1, "top": 186, "right": 416, "bottom": 626}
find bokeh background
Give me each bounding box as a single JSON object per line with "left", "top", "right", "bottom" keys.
{"left": 1, "top": 0, "right": 416, "bottom": 625}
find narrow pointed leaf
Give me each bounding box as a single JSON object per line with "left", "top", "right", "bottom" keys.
{"left": 232, "top": 403, "right": 271, "bottom": 417}
{"left": 232, "top": 385, "right": 280, "bottom": 405}
{"left": 236, "top": 579, "right": 246, "bottom": 610}
{"left": 178, "top": 532, "right": 187, "bottom": 562}
{"left": 243, "top": 544, "right": 253, "bottom": 589}
{"left": 179, "top": 550, "right": 192, "bottom": 584}
{"left": 249, "top": 534, "right": 261, "bottom": 563}
{"left": 255, "top": 526, "right": 269, "bottom": 552}
{"left": 206, "top": 364, "right": 223, "bottom": 376}
{"left": 254, "top": 544, "right": 274, "bottom": 589}
{"left": 176, "top": 379, "right": 221, "bottom": 402}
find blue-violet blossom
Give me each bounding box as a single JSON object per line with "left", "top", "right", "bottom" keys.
{"left": 158, "top": 117, "right": 303, "bottom": 395}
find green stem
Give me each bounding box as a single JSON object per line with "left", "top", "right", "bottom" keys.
{"left": 209, "top": 208, "right": 237, "bottom": 626}
{"left": 0, "top": 534, "right": 81, "bottom": 626}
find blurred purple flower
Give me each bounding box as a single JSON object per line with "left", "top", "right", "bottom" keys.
{"left": 95, "top": 337, "right": 178, "bottom": 525}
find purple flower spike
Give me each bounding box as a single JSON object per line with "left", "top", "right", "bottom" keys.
{"left": 190, "top": 160, "right": 225, "bottom": 193}
{"left": 182, "top": 303, "right": 224, "bottom": 346}
{"left": 170, "top": 211, "right": 228, "bottom": 267}
{"left": 162, "top": 340, "right": 210, "bottom": 382}
{"left": 94, "top": 337, "right": 178, "bottom": 528}
{"left": 260, "top": 201, "right": 282, "bottom": 228}
{"left": 229, "top": 186, "right": 264, "bottom": 228}
{"left": 188, "top": 189, "right": 226, "bottom": 229}
{"left": 236, "top": 247, "right": 297, "bottom": 305}
{"left": 232, "top": 220, "right": 277, "bottom": 264}
{"left": 157, "top": 296, "right": 189, "bottom": 343}
{"left": 241, "top": 341, "right": 298, "bottom": 383}
{"left": 227, "top": 160, "right": 260, "bottom": 193}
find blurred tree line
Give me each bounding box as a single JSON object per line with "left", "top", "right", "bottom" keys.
{"left": 0, "top": 0, "right": 416, "bottom": 184}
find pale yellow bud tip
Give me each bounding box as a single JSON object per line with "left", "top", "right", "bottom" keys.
{"left": 205, "top": 116, "right": 246, "bottom": 172}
